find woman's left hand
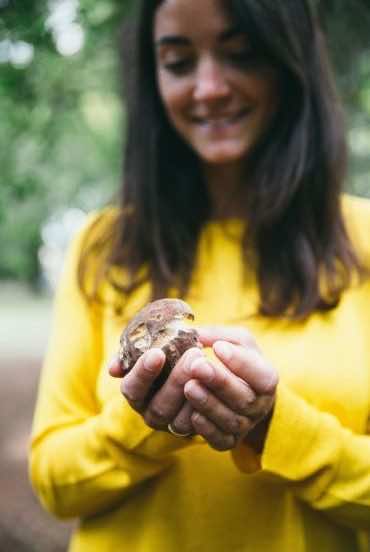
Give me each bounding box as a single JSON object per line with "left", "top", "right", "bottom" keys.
{"left": 172, "top": 326, "right": 279, "bottom": 452}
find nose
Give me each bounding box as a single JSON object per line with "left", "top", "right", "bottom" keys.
{"left": 193, "top": 56, "right": 230, "bottom": 102}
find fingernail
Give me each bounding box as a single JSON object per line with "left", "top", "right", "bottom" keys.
{"left": 191, "top": 359, "right": 214, "bottom": 381}
{"left": 144, "top": 348, "right": 162, "bottom": 369}
{"left": 185, "top": 382, "right": 207, "bottom": 402}
{"left": 191, "top": 411, "right": 205, "bottom": 425}
{"left": 107, "top": 356, "right": 117, "bottom": 369}
{"left": 214, "top": 341, "right": 232, "bottom": 361}
{"left": 188, "top": 347, "right": 203, "bottom": 359}
{"left": 108, "top": 356, "right": 120, "bottom": 372}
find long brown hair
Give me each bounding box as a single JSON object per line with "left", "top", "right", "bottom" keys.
{"left": 79, "top": 0, "right": 366, "bottom": 319}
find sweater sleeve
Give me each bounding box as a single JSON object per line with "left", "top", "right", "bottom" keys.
{"left": 232, "top": 194, "right": 370, "bottom": 530}
{"left": 29, "top": 213, "right": 196, "bottom": 520}
{"left": 232, "top": 381, "right": 370, "bottom": 530}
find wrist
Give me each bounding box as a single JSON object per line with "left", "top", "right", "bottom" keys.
{"left": 245, "top": 408, "right": 273, "bottom": 454}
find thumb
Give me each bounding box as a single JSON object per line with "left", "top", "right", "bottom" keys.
{"left": 108, "top": 355, "right": 125, "bottom": 378}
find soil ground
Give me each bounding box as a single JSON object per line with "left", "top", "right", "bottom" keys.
{"left": 0, "top": 356, "right": 73, "bottom": 551}
{"left": 0, "top": 284, "right": 72, "bottom": 550}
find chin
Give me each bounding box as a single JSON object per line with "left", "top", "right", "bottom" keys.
{"left": 200, "top": 146, "right": 248, "bottom": 165}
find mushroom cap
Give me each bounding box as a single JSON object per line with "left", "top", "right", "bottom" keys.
{"left": 119, "top": 299, "right": 200, "bottom": 390}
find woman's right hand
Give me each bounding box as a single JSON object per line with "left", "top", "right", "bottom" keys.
{"left": 109, "top": 347, "right": 204, "bottom": 435}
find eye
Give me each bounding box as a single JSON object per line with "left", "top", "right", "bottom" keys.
{"left": 227, "top": 49, "right": 261, "bottom": 68}
{"left": 162, "top": 58, "right": 194, "bottom": 76}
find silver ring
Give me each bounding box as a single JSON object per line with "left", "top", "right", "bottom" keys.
{"left": 167, "top": 423, "right": 192, "bottom": 438}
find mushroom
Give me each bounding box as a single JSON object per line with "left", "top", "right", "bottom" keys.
{"left": 119, "top": 298, "right": 200, "bottom": 392}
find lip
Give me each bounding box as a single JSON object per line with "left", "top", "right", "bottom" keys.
{"left": 190, "top": 108, "right": 251, "bottom": 127}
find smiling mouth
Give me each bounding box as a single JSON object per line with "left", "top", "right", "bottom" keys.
{"left": 191, "top": 108, "right": 251, "bottom": 127}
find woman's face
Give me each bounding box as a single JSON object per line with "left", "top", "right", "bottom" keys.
{"left": 153, "top": 0, "right": 280, "bottom": 167}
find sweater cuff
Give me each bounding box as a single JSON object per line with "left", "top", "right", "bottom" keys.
{"left": 99, "top": 395, "right": 200, "bottom": 464}
{"left": 232, "top": 381, "right": 320, "bottom": 475}
{"left": 260, "top": 381, "right": 321, "bottom": 478}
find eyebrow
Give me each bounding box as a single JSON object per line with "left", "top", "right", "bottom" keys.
{"left": 155, "top": 26, "right": 244, "bottom": 48}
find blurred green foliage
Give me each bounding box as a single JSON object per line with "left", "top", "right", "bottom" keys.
{"left": 0, "top": 0, "right": 369, "bottom": 283}
{"left": 0, "top": 0, "right": 132, "bottom": 282}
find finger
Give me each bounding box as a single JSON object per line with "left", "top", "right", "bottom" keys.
{"left": 108, "top": 355, "right": 125, "bottom": 378}
{"left": 195, "top": 326, "right": 257, "bottom": 349}
{"left": 189, "top": 356, "right": 256, "bottom": 416}
{"left": 191, "top": 411, "right": 236, "bottom": 452}
{"left": 145, "top": 347, "right": 203, "bottom": 428}
{"left": 121, "top": 348, "right": 165, "bottom": 412}
{"left": 247, "top": 394, "right": 276, "bottom": 422}
{"left": 169, "top": 402, "right": 194, "bottom": 436}
{"left": 213, "top": 341, "right": 278, "bottom": 395}
{"left": 184, "top": 380, "right": 253, "bottom": 437}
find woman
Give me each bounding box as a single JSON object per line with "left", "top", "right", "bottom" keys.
{"left": 30, "top": 0, "right": 370, "bottom": 550}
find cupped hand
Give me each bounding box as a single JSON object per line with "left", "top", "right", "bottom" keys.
{"left": 109, "top": 325, "right": 278, "bottom": 451}
{"left": 109, "top": 346, "right": 204, "bottom": 434}
{"left": 172, "top": 326, "right": 279, "bottom": 451}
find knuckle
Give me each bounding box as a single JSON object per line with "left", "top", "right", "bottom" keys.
{"left": 261, "top": 371, "right": 279, "bottom": 395}
{"left": 206, "top": 424, "right": 219, "bottom": 442}
{"left": 212, "top": 368, "right": 227, "bottom": 391}
{"left": 181, "top": 414, "right": 193, "bottom": 431}
{"left": 210, "top": 435, "right": 235, "bottom": 452}
{"left": 144, "top": 411, "right": 161, "bottom": 430}
{"left": 196, "top": 389, "right": 209, "bottom": 408}
{"left": 147, "top": 402, "right": 168, "bottom": 424}
{"left": 235, "top": 386, "right": 256, "bottom": 413}
{"left": 176, "top": 403, "right": 193, "bottom": 423}
{"left": 228, "top": 415, "right": 247, "bottom": 435}
{"left": 248, "top": 396, "right": 273, "bottom": 420}
{"left": 191, "top": 411, "right": 202, "bottom": 426}
{"left": 141, "top": 361, "right": 159, "bottom": 380}
{"left": 171, "top": 366, "right": 187, "bottom": 387}
{"left": 237, "top": 397, "right": 254, "bottom": 414}
{"left": 121, "top": 380, "right": 136, "bottom": 403}
{"left": 191, "top": 411, "right": 209, "bottom": 431}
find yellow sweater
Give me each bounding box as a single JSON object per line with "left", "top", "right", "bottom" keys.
{"left": 30, "top": 195, "right": 370, "bottom": 552}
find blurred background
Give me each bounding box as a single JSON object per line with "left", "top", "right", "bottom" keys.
{"left": 0, "top": 0, "right": 369, "bottom": 549}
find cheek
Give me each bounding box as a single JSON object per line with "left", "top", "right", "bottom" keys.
{"left": 158, "top": 74, "right": 190, "bottom": 122}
